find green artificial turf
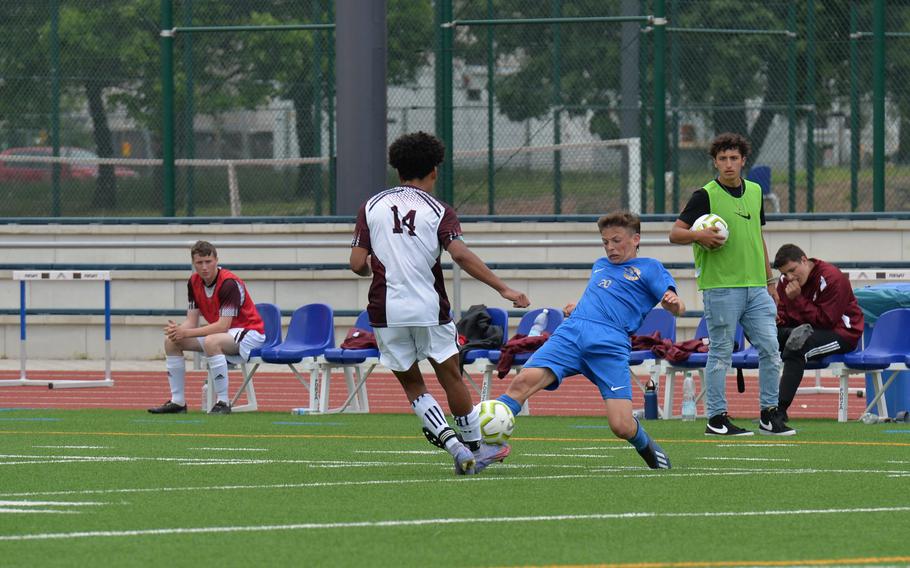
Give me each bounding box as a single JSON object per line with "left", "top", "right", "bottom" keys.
{"left": 0, "top": 409, "right": 908, "bottom": 567}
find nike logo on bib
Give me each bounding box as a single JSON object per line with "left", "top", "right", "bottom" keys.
{"left": 734, "top": 212, "right": 752, "bottom": 220}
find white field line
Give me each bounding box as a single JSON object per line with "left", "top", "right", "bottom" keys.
{"left": 698, "top": 457, "right": 791, "bottom": 462}
{"left": 186, "top": 448, "right": 269, "bottom": 452}
{"left": 0, "top": 474, "right": 604, "bottom": 499}
{"left": 561, "top": 446, "right": 632, "bottom": 451}
{"left": 354, "top": 450, "right": 440, "bottom": 455}
{"left": 592, "top": 467, "right": 910, "bottom": 479}
{"left": 3, "top": 506, "right": 910, "bottom": 542}
{"left": 0, "top": 500, "right": 106, "bottom": 516}
{"left": 0, "top": 453, "right": 596, "bottom": 469}
{"left": 33, "top": 446, "right": 111, "bottom": 450}
{"left": 0, "top": 508, "right": 78, "bottom": 514}
{"left": 523, "top": 453, "right": 617, "bottom": 458}
{"left": 2, "top": 463, "right": 909, "bottom": 501}
{"left": 0, "top": 454, "right": 438, "bottom": 467}
{"left": 0, "top": 501, "right": 105, "bottom": 506}
{"left": 715, "top": 443, "right": 798, "bottom": 448}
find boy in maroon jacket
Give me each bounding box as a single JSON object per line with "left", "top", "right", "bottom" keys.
{"left": 772, "top": 244, "right": 864, "bottom": 420}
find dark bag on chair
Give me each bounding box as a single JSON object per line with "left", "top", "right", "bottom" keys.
{"left": 456, "top": 304, "right": 504, "bottom": 370}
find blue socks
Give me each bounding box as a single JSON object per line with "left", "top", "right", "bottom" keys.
{"left": 496, "top": 394, "right": 523, "bottom": 417}
{"left": 628, "top": 418, "right": 651, "bottom": 451}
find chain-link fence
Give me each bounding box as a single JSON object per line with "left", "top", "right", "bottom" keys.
{"left": 0, "top": 1, "right": 907, "bottom": 217}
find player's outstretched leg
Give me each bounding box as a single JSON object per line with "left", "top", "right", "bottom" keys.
{"left": 629, "top": 418, "right": 671, "bottom": 469}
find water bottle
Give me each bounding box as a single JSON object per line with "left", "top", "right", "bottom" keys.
{"left": 681, "top": 375, "right": 696, "bottom": 421}
{"left": 644, "top": 379, "right": 658, "bottom": 420}
{"left": 291, "top": 407, "right": 311, "bottom": 415}
{"left": 528, "top": 309, "right": 549, "bottom": 337}
{"left": 860, "top": 412, "right": 892, "bottom": 424}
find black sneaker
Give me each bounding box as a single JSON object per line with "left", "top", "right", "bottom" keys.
{"left": 784, "top": 323, "right": 814, "bottom": 352}
{"left": 759, "top": 406, "right": 796, "bottom": 436}
{"left": 209, "top": 401, "right": 232, "bottom": 414}
{"left": 148, "top": 400, "right": 187, "bottom": 414}
{"left": 705, "top": 412, "right": 754, "bottom": 436}
{"left": 636, "top": 439, "right": 672, "bottom": 469}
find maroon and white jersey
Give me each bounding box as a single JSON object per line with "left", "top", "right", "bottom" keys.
{"left": 352, "top": 185, "right": 462, "bottom": 328}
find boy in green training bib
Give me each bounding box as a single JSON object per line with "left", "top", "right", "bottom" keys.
{"left": 669, "top": 133, "right": 793, "bottom": 437}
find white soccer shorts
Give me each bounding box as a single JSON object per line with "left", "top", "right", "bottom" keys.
{"left": 195, "top": 327, "right": 265, "bottom": 363}
{"left": 374, "top": 321, "right": 459, "bottom": 372}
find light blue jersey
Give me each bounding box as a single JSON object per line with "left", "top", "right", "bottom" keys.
{"left": 524, "top": 255, "right": 677, "bottom": 400}
{"left": 569, "top": 257, "right": 677, "bottom": 334}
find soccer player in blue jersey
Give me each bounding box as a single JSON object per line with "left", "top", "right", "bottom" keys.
{"left": 496, "top": 211, "right": 684, "bottom": 469}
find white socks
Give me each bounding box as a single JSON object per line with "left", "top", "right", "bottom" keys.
{"left": 207, "top": 354, "right": 229, "bottom": 402}
{"left": 411, "top": 393, "right": 460, "bottom": 452}
{"left": 454, "top": 405, "right": 482, "bottom": 446}
{"left": 166, "top": 356, "right": 186, "bottom": 406}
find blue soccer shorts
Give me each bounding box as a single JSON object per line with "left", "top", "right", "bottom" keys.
{"left": 524, "top": 317, "right": 632, "bottom": 400}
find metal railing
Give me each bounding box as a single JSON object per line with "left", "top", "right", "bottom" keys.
{"left": 0, "top": 237, "right": 669, "bottom": 317}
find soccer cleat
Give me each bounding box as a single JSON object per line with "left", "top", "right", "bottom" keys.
{"left": 147, "top": 400, "right": 187, "bottom": 414}
{"left": 209, "top": 401, "right": 232, "bottom": 414}
{"left": 452, "top": 442, "right": 477, "bottom": 475}
{"left": 759, "top": 406, "right": 796, "bottom": 436}
{"left": 784, "top": 323, "right": 814, "bottom": 353}
{"left": 637, "top": 439, "right": 671, "bottom": 469}
{"left": 705, "top": 412, "right": 754, "bottom": 436}
{"left": 473, "top": 442, "right": 511, "bottom": 473}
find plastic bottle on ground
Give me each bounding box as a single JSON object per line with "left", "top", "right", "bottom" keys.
{"left": 681, "top": 375, "right": 696, "bottom": 421}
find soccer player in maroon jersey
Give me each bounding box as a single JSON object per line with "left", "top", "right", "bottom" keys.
{"left": 350, "top": 131, "right": 530, "bottom": 475}
{"left": 148, "top": 241, "right": 265, "bottom": 415}
{"left": 772, "top": 244, "right": 864, "bottom": 421}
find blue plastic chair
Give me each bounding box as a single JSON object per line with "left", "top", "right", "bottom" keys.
{"left": 662, "top": 317, "right": 744, "bottom": 419}
{"left": 319, "top": 310, "right": 379, "bottom": 413}
{"left": 746, "top": 165, "right": 780, "bottom": 213}
{"left": 484, "top": 308, "right": 565, "bottom": 409}
{"left": 629, "top": 308, "right": 677, "bottom": 365}
{"left": 628, "top": 308, "right": 678, "bottom": 416}
{"left": 261, "top": 303, "right": 336, "bottom": 413}
{"left": 226, "top": 302, "right": 284, "bottom": 412}
{"left": 731, "top": 329, "right": 865, "bottom": 421}
{"left": 840, "top": 308, "right": 910, "bottom": 419}
{"left": 460, "top": 307, "right": 509, "bottom": 400}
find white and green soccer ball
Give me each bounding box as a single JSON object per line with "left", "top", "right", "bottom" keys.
{"left": 477, "top": 400, "right": 515, "bottom": 445}
{"left": 691, "top": 213, "right": 729, "bottom": 250}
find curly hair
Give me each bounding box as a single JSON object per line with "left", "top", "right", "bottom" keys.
{"left": 709, "top": 132, "right": 751, "bottom": 159}
{"left": 597, "top": 211, "right": 640, "bottom": 235}
{"left": 388, "top": 131, "right": 445, "bottom": 181}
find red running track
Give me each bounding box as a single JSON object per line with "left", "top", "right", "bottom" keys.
{"left": 0, "top": 369, "right": 868, "bottom": 420}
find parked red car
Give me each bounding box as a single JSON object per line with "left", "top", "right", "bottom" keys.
{"left": 0, "top": 146, "right": 139, "bottom": 182}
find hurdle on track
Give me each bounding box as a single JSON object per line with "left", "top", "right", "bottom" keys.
{"left": 0, "top": 270, "right": 113, "bottom": 389}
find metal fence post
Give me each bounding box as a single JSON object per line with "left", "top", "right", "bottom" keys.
{"left": 435, "top": 0, "right": 454, "bottom": 205}
{"left": 652, "top": 0, "right": 666, "bottom": 214}
{"left": 160, "top": 0, "right": 176, "bottom": 217}
{"left": 873, "top": 0, "right": 885, "bottom": 212}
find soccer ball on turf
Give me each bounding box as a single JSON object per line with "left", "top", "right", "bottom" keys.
{"left": 690, "top": 213, "right": 729, "bottom": 250}
{"left": 477, "top": 400, "right": 515, "bottom": 445}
